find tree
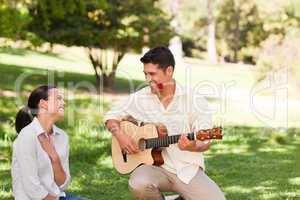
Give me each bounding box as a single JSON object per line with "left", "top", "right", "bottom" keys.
{"left": 217, "top": 0, "right": 268, "bottom": 63}
{"left": 207, "top": 0, "right": 217, "bottom": 63}
{"left": 157, "top": 0, "right": 208, "bottom": 58}
{"left": 256, "top": 0, "right": 300, "bottom": 94}
{"left": 27, "top": 0, "right": 173, "bottom": 90}
{"left": 0, "top": 0, "right": 29, "bottom": 40}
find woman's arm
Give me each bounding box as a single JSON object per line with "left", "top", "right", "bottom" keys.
{"left": 38, "top": 134, "right": 66, "bottom": 186}
{"left": 43, "top": 194, "right": 57, "bottom": 200}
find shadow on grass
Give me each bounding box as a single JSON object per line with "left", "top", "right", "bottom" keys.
{"left": 65, "top": 126, "right": 300, "bottom": 200}
{"left": 0, "top": 63, "right": 144, "bottom": 94}
{"left": 205, "top": 126, "right": 300, "bottom": 200}
{"left": 0, "top": 47, "right": 60, "bottom": 58}
{"left": 0, "top": 118, "right": 300, "bottom": 200}
{"left": 68, "top": 133, "right": 132, "bottom": 200}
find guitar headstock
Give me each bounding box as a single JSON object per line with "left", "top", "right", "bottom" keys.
{"left": 195, "top": 127, "right": 223, "bottom": 141}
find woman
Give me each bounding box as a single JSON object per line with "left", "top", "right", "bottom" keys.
{"left": 12, "top": 85, "right": 85, "bottom": 200}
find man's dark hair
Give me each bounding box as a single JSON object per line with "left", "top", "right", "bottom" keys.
{"left": 140, "top": 46, "right": 175, "bottom": 70}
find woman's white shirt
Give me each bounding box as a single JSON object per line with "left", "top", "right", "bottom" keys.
{"left": 12, "top": 117, "right": 71, "bottom": 200}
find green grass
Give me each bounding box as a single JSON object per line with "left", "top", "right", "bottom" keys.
{"left": 0, "top": 95, "right": 299, "bottom": 199}
{"left": 1, "top": 46, "right": 299, "bottom": 128}
{"left": 0, "top": 46, "right": 299, "bottom": 199}
{"left": 0, "top": 46, "right": 257, "bottom": 91}
{"left": 0, "top": 63, "right": 144, "bottom": 94}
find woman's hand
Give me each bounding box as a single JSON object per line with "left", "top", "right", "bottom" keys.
{"left": 38, "top": 134, "right": 59, "bottom": 161}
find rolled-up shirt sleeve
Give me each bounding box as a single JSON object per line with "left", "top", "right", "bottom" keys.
{"left": 15, "top": 135, "right": 48, "bottom": 200}
{"left": 103, "top": 95, "right": 133, "bottom": 123}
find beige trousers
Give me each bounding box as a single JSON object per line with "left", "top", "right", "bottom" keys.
{"left": 129, "top": 165, "right": 226, "bottom": 200}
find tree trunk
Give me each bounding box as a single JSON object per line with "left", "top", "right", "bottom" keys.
{"left": 87, "top": 48, "right": 125, "bottom": 91}
{"left": 207, "top": 0, "right": 218, "bottom": 64}
{"left": 102, "top": 73, "right": 116, "bottom": 89}
{"left": 103, "top": 51, "right": 125, "bottom": 89}
{"left": 87, "top": 48, "right": 102, "bottom": 93}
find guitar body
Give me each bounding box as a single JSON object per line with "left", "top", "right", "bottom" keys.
{"left": 112, "top": 121, "right": 159, "bottom": 174}
{"left": 111, "top": 120, "right": 222, "bottom": 174}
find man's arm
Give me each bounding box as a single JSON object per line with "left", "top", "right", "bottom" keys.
{"left": 178, "top": 134, "right": 211, "bottom": 152}
{"left": 105, "top": 119, "right": 139, "bottom": 154}
{"left": 178, "top": 96, "right": 212, "bottom": 152}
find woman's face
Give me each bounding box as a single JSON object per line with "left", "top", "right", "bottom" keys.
{"left": 44, "top": 88, "right": 65, "bottom": 119}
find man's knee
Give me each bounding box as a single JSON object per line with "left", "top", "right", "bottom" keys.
{"left": 128, "top": 165, "right": 166, "bottom": 200}
{"left": 129, "top": 173, "right": 157, "bottom": 193}
{"left": 129, "top": 166, "right": 156, "bottom": 191}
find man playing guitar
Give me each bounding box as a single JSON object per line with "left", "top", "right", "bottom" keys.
{"left": 104, "top": 46, "right": 226, "bottom": 200}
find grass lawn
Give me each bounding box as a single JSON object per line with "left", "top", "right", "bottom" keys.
{"left": 0, "top": 47, "right": 299, "bottom": 199}
{"left": 0, "top": 94, "right": 299, "bottom": 199}
{"left": 0, "top": 46, "right": 258, "bottom": 94}
{"left": 1, "top": 46, "right": 299, "bottom": 128}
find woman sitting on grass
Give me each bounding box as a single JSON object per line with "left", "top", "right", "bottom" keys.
{"left": 12, "top": 85, "right": 85, "bottom": 200}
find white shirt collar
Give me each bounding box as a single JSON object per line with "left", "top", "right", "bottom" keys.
{"left": 32, "top": 117, "right": 60, "bottom": 136}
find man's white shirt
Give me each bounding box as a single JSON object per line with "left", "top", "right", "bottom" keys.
{"left": 104, "top": 83, "right": 213, "bottom": 184}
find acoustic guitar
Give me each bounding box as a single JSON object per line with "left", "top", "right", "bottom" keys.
{"left": 112, "top": 121, "right": 223, "bottom": 174}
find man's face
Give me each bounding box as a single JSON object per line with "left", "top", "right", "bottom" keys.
{"left": 143, "top": 63, "right": 174, "bottom": 93}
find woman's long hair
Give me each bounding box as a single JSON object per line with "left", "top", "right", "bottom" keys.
{"left": 15, "top": 85, "right": 56, "bottom": 133}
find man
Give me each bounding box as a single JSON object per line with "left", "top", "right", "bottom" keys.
{"left": 104, "top": 46, "right": 226, "bottom": 200}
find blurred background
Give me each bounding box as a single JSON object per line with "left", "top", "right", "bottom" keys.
{"left": 0, "top": 0, "right": 299, "bottom": 199}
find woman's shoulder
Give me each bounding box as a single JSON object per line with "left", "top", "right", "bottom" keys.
{"left": 18, "top": 121, "right": 36, "bottom": 137}
{"left": 14, "top": 122, "right": 37, "bottom": 146}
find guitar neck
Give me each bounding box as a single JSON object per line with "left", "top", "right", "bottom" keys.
{"left": 145, "top": 133, "right": 195, "bottom": 149}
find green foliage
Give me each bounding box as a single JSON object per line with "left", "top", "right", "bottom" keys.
{"left": 26, "top": 0, "right": 173, "bottom": 88}
{"left": 27, "top": 0, "right": 172, "bottom": 50}
{"left": 0, "top": 3, "right": 30, "bottom": 39}
{"left": 256, "top": 34, "right": 300, "bottom": 83}
{"left": 252, "top": 0, "right": 300, "bottom": 86}
{"left": 158, "top": 0, "right": 208, "bottom": 58}
{"left": 159, "top": 0, "right": 300, "bottom": 71}
{"left": 216, "top": 0, "right": 268, "bottom": 63}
